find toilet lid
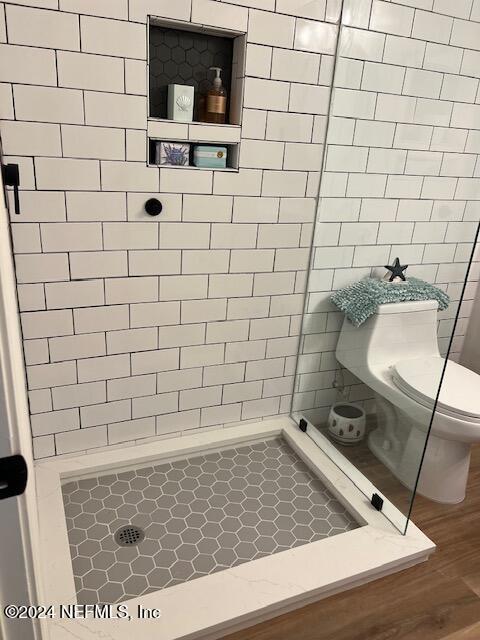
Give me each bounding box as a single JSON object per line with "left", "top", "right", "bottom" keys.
{"left": 392, "top": 356, "right": 480, "bottom": 420}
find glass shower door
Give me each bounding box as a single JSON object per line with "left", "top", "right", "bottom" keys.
{"left": 291, "top": 0, "right": 480, "bottom": 534}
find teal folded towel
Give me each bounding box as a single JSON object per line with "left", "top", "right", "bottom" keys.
{"left": 331, "top": 277, "right": 450, "bottom": 327}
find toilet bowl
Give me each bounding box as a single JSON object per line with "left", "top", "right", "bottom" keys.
{"left": 335, "top": 299, "right": 480, "bottom": 504}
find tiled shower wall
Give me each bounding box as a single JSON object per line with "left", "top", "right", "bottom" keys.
{"left": 295, "top": 0, "right": 480, "bottom": 424}
{"left": 0, "top": 0, "right": 341, "bottom": 457}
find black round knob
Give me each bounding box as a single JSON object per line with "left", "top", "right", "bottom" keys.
{"left": 145, "top": 198, "right": 163, "bottom": 216}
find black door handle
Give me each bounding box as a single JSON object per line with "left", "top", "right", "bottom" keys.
{"left": 0, "top": 455, "right": 28, "bottom": 500}
{"left": 2, "top": 163, "right": 21, "bottom": 215}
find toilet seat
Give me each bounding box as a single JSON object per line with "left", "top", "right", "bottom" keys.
{"left": 391, "top": 356, "right": 480, "bottom": 422}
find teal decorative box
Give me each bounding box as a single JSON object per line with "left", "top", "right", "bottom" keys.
{"left": 193, "top": 145, "right": 227, "bottom": 169}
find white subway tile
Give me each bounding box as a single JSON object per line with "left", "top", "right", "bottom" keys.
{"left": 161, "top": 168, "right": 212, "bottom": 194}
{"left": 206, "top": 319, "right": 249, "bottom": 344}
{"left": 11, "top": 224, "right": 41, "bottom": 254}
{"left": 405, "top": 150, "right": 442, "bottom": 176}
{"left": 21, "top": 309, "right": 73, "bottom": 339}
{"left": 333, "top": 88, "right": 376, "bottom": 119}
{"left": 55, "top": 426, "right": 107, "bottom": 455}
{"left": 131, "top": 348, "right": 179, "bottom": 375}
{"left": 70, "top": 251, "right": 127, "bottom": 279}
{"left": 46, "top": 280, "right": 104, "bottom": 310}
{"left": 129, "top": 250, "right": 180, "bottom": 276}
{"left": 41, "top": 222, "right": 102, "bottom": 252}
{"left": 377, "top": 221, "right": 414, "bottom": 244}
{"left": 214, "top": 169, "right": 262, "bottom": 196}
{"left": 192, "top": 0, "right": 247, "bottom": 29}
{"left": 204, "top": 362, "right": 244, "bottom": 386}
{"left": 181, "top": 343, "right": 224, "bottom": 368}
{"left": 29, "top": 389, "right": 52, "bottom": 415}
{"left": 229, "top": 249, "right": 273, "bottom": 273}
{"left": 461, "top": 49, "right": 480, "bottom": 79}
{"left": 201, "top": 403, "right": 242, "bottom": 427}
{"left": 413, "top": 221, "right": 448, "bottom": 243}
{"left": 160, "top": 223, "right": 210, "bottom": 249}
{"left": 362, "top": 61, "right": 405, "bottom": 93}
{"left": 288, "top": 83, "right": 330, "bottom": 115}
{"left": 81, "top": 399, "right": 131, "bottom": 428}
{"left": 181, "top": 299, "right": 226, "bottom": 324}
{"left": 31, "top": 409, "right": 79, "bottom": 437}
{"left": 341, "top": 27, "right": 386, "bottom": 62}
{"left": 129, "top": 0, "right": 191, "bottom": 22}
{"left": 209, "top": 274, "right": 253, "bottom": 298}
{"left": 422, "top": 176, "right": 457, "bottom": 199}
{"left": 78, "top": 354, "right": 130, "bottom": 383}
{"left": 60, "top": 0, "right": 128, "bottom": 18}
{"left": 81, "top": 15, "right": 145, "bottom": 58}
{"left": 384, "top": 34, "right": 425, "bottom": 67}
{"left": 52, "top": 381, "right": 106, "bottom": 410}
{"left": 240, "top": 140, "right": 284, "bottom": 170}
{"left": 160, "top": 275, "right": 208, "bottom": 301}
{"left": 17, "top": 284, "right": 46, "bottom": 312}
{"left": 370, "top": 0, "right": 414, "bottom": 36}
{"left": 107, "top": 374, "right": 157, "bottom": 401}
{"left": 158, "top": 324, "right": 205, "bottom": 348}
{"left": 101, "top": 162, "right": 158, "bottom": 192}
{"left": 271, "top": 48, "right": 320, "bottom": 84}
{"left": 28, "top": 361, "right": 77, "bottom": 390}
{"left": 181, "top": 250, "right": 228, "bottom": 275}
{"left": 412, "top": 9, "right": 453, "bottom": 43}
{"left": 125, "top": 59, "right": 147, "bottom": 95}
{"left": 294, "top": 19, "right": 337, "bottom": 54}
{"left": 62, "top": 125, "right": 125, "bottom": 160}
{"left": 227, "top": 297, "right": 270, "bottom": 320}
{"left": 266, "top": 112, "right": 313, "bottom": 143}
{"left": 15, "top": 254, "right": 69, "bottom": 284}
{"left": 106, "top": 277, "right": 158, "bottom": 304}
{"left": 1, "top": 121, "right": 61, "bottom": 157}
{"left": 108, "top": 416, "right": 155, "bottom": 444}
{"left": 441, "top": 153, "right": 476, "bottom": 177}
{"left": 74, "top": 305, "right": 129, "bottom": 334}
{"left": 394, "top": 123, "right": 433, "bottom": 150}
{"left": 67, "top": 192, "right": 126, "bottom": 222}
{"left": 451, "top": 17, "right": 480, "bottom": 50}
{"left": 35, "top": 158, "right": 100, "bottom": 191}
{"left": 397, "top": 199, "right": 433, "bottom": 220}
{"left": 183, "top": 195, "right": 232, "bottom": 222}
{"left": 14, "top": 85, "right": 84, "bottom": 124}
{"left": 245, "top": 44, "right": 272, "bottom": 78}
{"left": 403, "top": 68, "right": 442, "bottom": 99}
{"left": 50, "top": 333, "right": 106, "bottom": 362}
{"left": 243, "top": 77, "right": 290, "bottom": 111}
{"left": 107, "top": 327, "right": 157, "bottom": 354}
{"left": 423, "top": 42, "right": 463, "bottom": 73}
{"left": 225, "top": 339, "right": 266, "bottom": 363}
{"left": 248, "top": 9, "right": 295, "bottom": 48}
{"left": 131, "top": 301, "right": 179, "bottom": 328}
{"left": 180, "top": 386, "right": 222, "bottom": 411}
{"left": 253, "top": 272, "right": 295, "bottom": 295}
{"left": 104, "top": 222, "right": 158, "bottom": 250}
{"left": 85, "top": 91, "right": 146, "bottom": 129}
{"left": 157, "top": 368, "right": 203, "bottom": 393}
{"left": 441, "top": 75, "right": 478, "bottom": 103}
{"left": 6, "top": 5, "right": 79, "bottom": 50}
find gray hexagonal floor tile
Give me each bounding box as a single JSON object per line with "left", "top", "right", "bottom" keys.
{"left": 63, "top": 437, "right": 358, "bottom": 605}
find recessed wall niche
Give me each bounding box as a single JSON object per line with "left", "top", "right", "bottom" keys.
{"left": 148, "top": 19, "right": 245, "bottom": 127}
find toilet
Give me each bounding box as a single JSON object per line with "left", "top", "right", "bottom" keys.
{"left": 335, "top": 299, "right": 480, "bottom": 504}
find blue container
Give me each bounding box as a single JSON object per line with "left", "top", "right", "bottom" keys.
{"left": 193, "top": 145, "right": 227, "bottom": 169}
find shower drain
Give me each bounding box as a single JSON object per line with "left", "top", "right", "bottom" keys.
{"left": 114, "top": 525, "right": 145, "bottom": 547}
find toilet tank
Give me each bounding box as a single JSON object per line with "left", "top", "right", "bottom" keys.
{"left": 336, "top": 300, "right": 441, "bottom": 373}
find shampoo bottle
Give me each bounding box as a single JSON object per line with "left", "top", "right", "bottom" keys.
{"left": 205, "top": 67, "right": 227, "bottom": 124}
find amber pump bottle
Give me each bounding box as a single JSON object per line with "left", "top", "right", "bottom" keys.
{"left": 205, "top": 67, "right": 227, "bottom": 124}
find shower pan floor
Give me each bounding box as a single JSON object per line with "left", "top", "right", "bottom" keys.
{"left": 36, "top": 418, "right": 434, "bottom": 640}
{"left": 62, "top": 437, "right": 358, "bottom": 604}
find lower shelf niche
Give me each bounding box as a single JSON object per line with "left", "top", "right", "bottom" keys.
{"left": 149, "top": 139, "right": 239, "bottom": 171}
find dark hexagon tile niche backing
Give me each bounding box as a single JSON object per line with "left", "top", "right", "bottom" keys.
{"left": 62, "top": 437, "right": 359, "bottom": 605}
{"left": 149, "top": 25, "right": 233, "bottom": 119}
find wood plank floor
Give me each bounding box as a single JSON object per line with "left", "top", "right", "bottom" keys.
{"left": 221, "top": 445, "right": 480, "bottom": 640}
